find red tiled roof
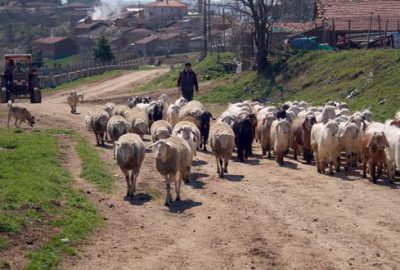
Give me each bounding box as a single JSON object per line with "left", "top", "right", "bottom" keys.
{"left": 273, "top": 22, "right": 316, "bottom": 33}
{"left": 144, "top": 0, "right": 187, "bottom": 8}
{"left": 317, "top": 0, "right": 400, "bottom": 31}
{"left": 34, "top": 36, "right": 69, "bottom": 44}
{"left": 135, "top": 35, "right": 158, "bottom": 44}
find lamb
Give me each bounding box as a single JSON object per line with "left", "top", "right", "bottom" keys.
{"left": 361, "top": 131, "right": 389, "bottom": 183}
{"left": 175, "top": 97, "right": 188, "bottom": 108}
{"left": 318, "top": 105, "right": 336, "bottom": 124}
{"left": 114, "top": 105, "right": 131, "bottom": 118}
{"left": 125, "top": 108, "right": 149, "bottom": 138}
{"left": 107, "top": 115, "right": 130, "bottom": 158}
{"left": 150, "top": 120, "right": 172, "bottom": 142}
{"left": 210, "top": 122, "right": 235, "bottom": 178}
{"left": 311, "top": 120, "right": 340, "bottom": 175}
{"left": 115, "top": 133, "right": 145, "bottom": 198}
{"left": 88, "top": 107, "right": 110, "bottom": 146}
{"left": 158, "top": 94, "right": 170, "bottom": 119}
{"left": 259, "top": 114, "right": 276, "bottom": 158}
{"left": 338, "top": 122, "right": 360, "bottom": 171}
{"left": 149, "top": 136, "right": 193, "bottom": 206}
{"left": 292, "top": 113, "right": 317, "bottom": 163}
{"left": 172, "top": 120, "right": 201, "bottom": 156}
{"left": 167, "top": 104, "right": 180, "bottom": 127}
{"left": 382, "top": 124, "right": 400, "bottom": 181}
{"left": 270, "top": 119, "right": 291, "bottom": 165}
{"left": 67, "top": 91, "right": 79, "bottom": 113}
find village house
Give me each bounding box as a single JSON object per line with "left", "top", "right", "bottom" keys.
{"left": 33, "top": 36, "right": 78, "bottom": 59}
{"left": 143, "top": 0, "right": 188, "bottom": 21}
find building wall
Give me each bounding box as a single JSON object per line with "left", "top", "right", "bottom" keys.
{"left": 34, "top": 38, "right": 78, "bottom": 59}
{"left": 144, "top": 6, "right": 187, "bottom": 20}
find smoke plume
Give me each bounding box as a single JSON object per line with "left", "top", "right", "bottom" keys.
{"left": 90, "top": 0, "right": 125, "bottom": 21}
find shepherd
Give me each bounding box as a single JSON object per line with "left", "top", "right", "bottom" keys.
{"left": 177, "top": 62, "right": 199, "bottom": 102}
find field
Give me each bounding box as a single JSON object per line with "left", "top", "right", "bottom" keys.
{"left": 0, "top": 52, "right": 400, "bottom": 270}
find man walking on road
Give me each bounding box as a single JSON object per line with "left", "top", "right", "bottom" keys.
{"left": 177, "top": 63, "right": 199, "bottom": 101}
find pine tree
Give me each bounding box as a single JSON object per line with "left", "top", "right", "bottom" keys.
{"left": 93, "top": 35, "right": 114, "bottom": 64}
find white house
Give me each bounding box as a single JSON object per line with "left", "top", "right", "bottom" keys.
{"left": 143, "top": 0, "right": 188, "bottom": 21}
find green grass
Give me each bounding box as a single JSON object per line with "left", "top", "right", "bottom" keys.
{"left": 0, "top": 129, "right": 102, "bottom": 269}
{"left": 75, "top": 136, "right": 114, "bottom": 192}
{"left": 200, "top": 49, "right": 400, "bottom": 121}
{"left": 136, "top": 52, "right": 236, "bottom": 93}
{"left": 43, "top": 55, "right": 82, "bottom": 69}
{"left": 44, "top": 70, "right": 128, "bottom": 92}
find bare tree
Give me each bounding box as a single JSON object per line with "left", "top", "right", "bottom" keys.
{"left": 225, "top": 0, "right": 277, "bottom": 73}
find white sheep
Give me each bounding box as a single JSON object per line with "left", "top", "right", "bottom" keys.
{"left": 150, "top": 120, "right": 172, "bottom": 142}
{"left": 361, "top": 109, "right": 373, "bottom": 122}
{"left": 172, "top": 120, "right": 201, "bottom": 156}
{"left": 218, "top": 111, "right": 236, "bottom": 127}
{"left": 167, "top": 104, "right": 180, "bottom": 127}
{"left": 318, "top": 105, "right": 336, "bottom": 124}
{"left": 338, "top": 122, "right": 360, "bottom": 171}
{"left": 149, "top": 136, "right": 193, "bottom": 206}
{"left": 179, "top": 100, "right": 205, "bottom": 120}
{"left": 115, "top": 133, "right": 145, "bottom": 198}
{"left": 103, "top": 102, "right": 116, "bottom": 116}
{"left": 270, "top": 119, "right": 291, "bottom": 165}
{"left": 259, "top": 114, "right": 276, "bottom": 158}
{"left": 210, "top": 122, "right": 235, "bottom": 178}
{"left": 311, "top": 120, "right": 340, "bottom": 175}
{"left": 174, "top": 97, "right": 188, "bottom": 108}
{"left": 114, "top": 105, "right": 131, "bottom": 118}
{"left": 107, "top": 115, "right": 130, "bottom": 159}
{"left": 125, "top": 108, "right": 149, "bottom": 138}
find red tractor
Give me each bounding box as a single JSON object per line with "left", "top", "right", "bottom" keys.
{"left": 1, "top": 54, "right": 41, "bottom": 103}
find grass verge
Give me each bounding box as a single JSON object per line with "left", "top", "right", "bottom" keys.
{"left": 199, "top": 49, "right": 400, "bottom": 121}
{"left": 135, "top": 52, "right": 237, "bottom": 93}
{"left": 0, "top": 129, "right": 102, "bottom": 269}
{"left": 44, "top": 70, "right": 128, "bottom": 92}
{"left": 74, "top": 136, "right": 115, "bottom": 192}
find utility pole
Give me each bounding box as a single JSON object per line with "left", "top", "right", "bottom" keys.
{"left": 203, "top": 0, "right": 207, "bottom": 57}
{"left": 222, "top": 7, "right": 225, "bottom": 52}
{"left": 208, "top": 0, "right": 212, "bottom": 53}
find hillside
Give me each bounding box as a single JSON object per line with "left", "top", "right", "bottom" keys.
{"left": 197, "top": 49, "right": 400, "bottom": 121}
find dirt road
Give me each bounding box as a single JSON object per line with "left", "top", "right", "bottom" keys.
{"left": 3, "top": 69, "right": 400, "bottom": 270}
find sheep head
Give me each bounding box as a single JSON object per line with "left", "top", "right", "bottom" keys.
{"left": 148, "top": 140, "right": 170, "bottom": 162}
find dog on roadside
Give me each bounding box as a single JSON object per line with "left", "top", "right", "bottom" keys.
{"left": 7, "top": 101, "right": 35, "bottom": 128}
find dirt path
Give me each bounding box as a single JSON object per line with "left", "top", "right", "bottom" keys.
{"left": 2, "top": 69, "right": 400, "bottom": 270}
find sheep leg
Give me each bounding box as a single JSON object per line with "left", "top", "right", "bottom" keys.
{"left": 123, "top": 171, "right": 130, "bottom": 197}
{"left": 112, "top": 142, "right": 116, "bottom": 160}
{"left": 377, "top": 162, "right": 383, "bottom": 179}
{"left": 14, "top": 118, "right": 19, "bottom": 128}
{"left": 267, "top": 144, "right": 272, "bottom": 159}
{"left": 95, "top": 132, "right": 100, "bottom": 146}
{"left": 224, "top": 157, "right": 229, "bottom": 173}
{"left": 165, "top": 174, "right": 173, "bottom": 206}
{"left": 370, "top": 161, "right": 377, "bottom": 183}
{"left": 335, "top": 156, "right": 341, "bottom": 173}
{"left": 262, "top": 146, "right": 267, "bottom": 156}
{"left": 315, "top": 152, "right": 321, "bottom": 173}
{"left": 219, "top": 158, "right": 224, "bottom": 178}
{"left": 238, "top": 147, "right": 244, "bottom": 163}
{"left": 216, "top": 157, "right": 221, "bottom": 174}
{"left": 329, "top": 160, "right": 334, "bottom": 176}
{"left": 173, "top": 173, "right": 181, "bottom": 201}
{"left": 363, "top": 159, "right": 367, "bottom": 178}
{"left": 293, "top": 142, "right": 298, "bottom": 161}
{"left": 130, "top": 172, "right": 137, "bottom": 198}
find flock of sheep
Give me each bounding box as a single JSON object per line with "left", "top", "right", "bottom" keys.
{"left": 81, "top": 93, "right": 400, "bottom": 206}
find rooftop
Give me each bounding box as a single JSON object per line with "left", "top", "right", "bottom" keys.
{"left": 34, "top": 36, "right": 69, "bottom": 44}
{"left": 135, "top": 35, "right": 159, "bottom": 45}
{"left": 144, "top": 0, "right": 187, "bottom": 8}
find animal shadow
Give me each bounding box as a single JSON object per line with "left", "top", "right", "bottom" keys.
{"left": 124, "top": 193, "right": 153, "bottom": 206}
{"left": 168, "top": 199, "right": 202, "bottom": 213}
{"left": 280, "top": 161, "right": 299, "bottom": 170}
{"left": 188, "top": 172, "right": 209, "bottom": 189}
{"left": 71, "top": 112, "right": 81, "bottom": 115}
{"left": 98, "top": 144, "right": 113, "bottom": 150}
{"left": 223, "top": 174, "right": 244, "bottom": 182}
{"left": 193, "top": 159, "right": 208, "bottom": 166}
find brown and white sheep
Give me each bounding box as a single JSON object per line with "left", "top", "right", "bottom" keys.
{"left": 361, "top": 131, "right": 389, "bottom": 183}
{"left": 149, "top": 136, "right": 193, "bottom": 206}
{"left": 67, "top": 91, "right": 79, "bottom": 113}
{"left": 150, "top": 120, "right": 172, "bottom": 142}
{"left": 116, "top": 133, "right": 145, "bottom": 197}
{"left": 210, "top": 122, "right": 235, "bottom": 177}
{"left": 107, "top": 115, "right": 130, "bottom": 158}
{"left": 125, "top": 108, "right": 149, "bottom": 138}
{"left": 270, "top": 119, "right": 291, "bottom": 165}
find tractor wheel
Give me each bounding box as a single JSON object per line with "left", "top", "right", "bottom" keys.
{"left": 31, "top": 88, "right": 42, "bottom": 104}
{"left": 0, "top": 88, "right": 8, "bottom": 104}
